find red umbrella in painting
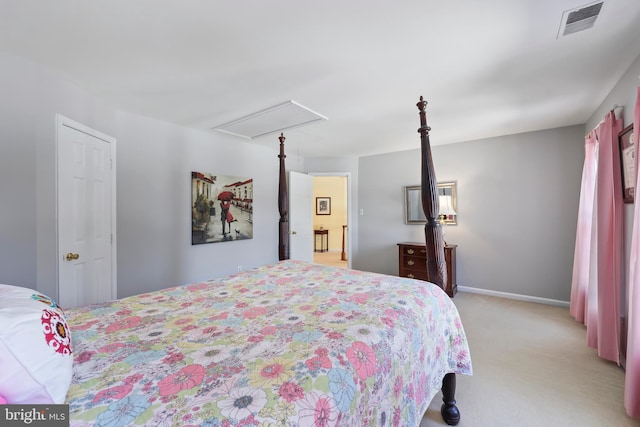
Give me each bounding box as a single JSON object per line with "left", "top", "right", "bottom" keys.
{"left": 217, "top": 191, "right": 234, "bottom": 201}
{"left": 217, "top": 191, "right": 236, "bottom": 234}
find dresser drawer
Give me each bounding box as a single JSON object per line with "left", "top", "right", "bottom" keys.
{"left": 401, "top": 269, "right": 429, "bottom": 280}
{"left": 401, "top": 256, "right": 427, "bottom": 272}
{"left": 401, "top": 245, "right": 427, "bottom": 258}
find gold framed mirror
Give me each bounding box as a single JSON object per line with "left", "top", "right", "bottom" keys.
{"left": 404, "top": 181, "right": 457, "bottom": 225}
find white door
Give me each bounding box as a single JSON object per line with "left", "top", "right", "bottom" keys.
{"left": 289, "top": 171, "right": 314, "bottom": 262}
{"left": 57, "top": 115, "right": 116, "bottom": 308}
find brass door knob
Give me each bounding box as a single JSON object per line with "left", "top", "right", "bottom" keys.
{"left": 65, "top": 253, "right": 80, "bottom": 261}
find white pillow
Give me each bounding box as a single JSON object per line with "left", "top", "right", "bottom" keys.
{"left": 0, "top": 284, "right": 73, "bottom": 404}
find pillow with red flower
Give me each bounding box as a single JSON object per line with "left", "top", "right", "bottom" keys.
{"left": 0, "top": 284, "right": 73, "bottom": 404}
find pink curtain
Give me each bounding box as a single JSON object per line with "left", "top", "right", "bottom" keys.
{"left": 595, "top": 111, "right": 624, "bottom": 363}
{"left": 625, "top": 86, "right": 640, "bottom": 417}
{"left": 570, "top": 132, "right": 598, "bottom": 323}
{"left": 570, "top": 111, "right": 623, "bottom": 364}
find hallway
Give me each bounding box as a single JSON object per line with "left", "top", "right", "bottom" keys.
{"left": 313, "top": 251, "right": 348, "bottom": 269}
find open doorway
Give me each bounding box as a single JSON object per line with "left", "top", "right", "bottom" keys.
{"left": 311, "top": 175, "right": 349, "bottom": 269}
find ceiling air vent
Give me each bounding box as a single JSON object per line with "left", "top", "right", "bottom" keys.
{"left": 557, "top": 1, "right": 603, "bottom": 38}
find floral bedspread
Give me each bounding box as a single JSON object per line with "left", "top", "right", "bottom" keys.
{"left": 65, "top": 260, "right": 472, "bottom": 427}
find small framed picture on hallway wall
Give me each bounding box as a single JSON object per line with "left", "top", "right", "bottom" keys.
{"left": 316, "top": 197, "right": 331, "bottom": 215}
{"left": 619, "top": 124, "right": 635, "bottom": 204}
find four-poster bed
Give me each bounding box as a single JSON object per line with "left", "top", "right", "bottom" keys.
{"left": 275, "top": 97, "right": 465, "bottom": 425}
{"left": 417, "top": 96, "right": 461, "bottom": 425}
{"left": 0, "top": 98, "right": 470, "bottom": 427}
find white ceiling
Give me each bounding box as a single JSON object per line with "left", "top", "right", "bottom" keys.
{"left": 2, "top": 0, "right": 640, "bottom": 157}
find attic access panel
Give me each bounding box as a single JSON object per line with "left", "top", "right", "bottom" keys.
{"left": 213, "top": 100, "right": 328, "bottom": 140}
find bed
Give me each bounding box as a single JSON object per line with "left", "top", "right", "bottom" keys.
{"left": 64, "top": 260, "right": 470, "bottom": 426}
{"left": 0, "top": 97, "right": 471, "bottom": 426}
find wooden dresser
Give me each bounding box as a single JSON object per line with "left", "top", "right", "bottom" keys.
{"left": 397, "top": 242, "right": 457, "bottom": 297}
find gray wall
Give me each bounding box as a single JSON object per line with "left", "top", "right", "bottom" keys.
{"left": 1, "top": 53, "right": 118, "bottom": 299}
{"left": 0, "top": 52, "right": 303, "bottom": 300}
{"left": 114, "top": 111, "right": 302, "bottom": 298}
{"left": 356, "top": 125, "right": 585, "bottom": 302}
{"left": 586, "top": 54, "right": 640, "bottom": 136}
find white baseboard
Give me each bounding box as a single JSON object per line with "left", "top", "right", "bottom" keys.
{"left": 458, "top": 285, "right": 569, "bottom": 308}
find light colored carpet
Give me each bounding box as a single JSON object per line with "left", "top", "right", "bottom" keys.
{"left": 313, "top": 250, "right": 348, "bottom": 269}
{"left": 420, "top": 292, "right": 640, "bottom": 427}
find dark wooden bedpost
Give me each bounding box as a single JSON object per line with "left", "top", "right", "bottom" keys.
{"left": 441, "top": 372, "right": 460, "bottom": 425}
{"left": 278, "top": 133, "right": 290, "bottom": 260}
{"left": 416, "top": 96, "right": 447, "bottom": 289}
{"left": 417, "top": 97, "right": 459, "bottom": 426}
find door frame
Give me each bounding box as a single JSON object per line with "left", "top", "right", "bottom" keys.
{"left": 55, "top": 114, "right": 117, "bottom": 303}
{"left": 310, "top": 172, "right": 352, "bottom": 268}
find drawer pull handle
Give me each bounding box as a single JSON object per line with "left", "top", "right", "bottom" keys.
{"left": 407, "top": 260, "right": 415, "bottom": 266}
{"left": 407, "top": 273, "right": 414, "bottom": 278}
{"left": 420, "top": 249, "right": 426, "bottom": 254}
{"left": 407, "top": 249, "right": 414, "bottom": 255}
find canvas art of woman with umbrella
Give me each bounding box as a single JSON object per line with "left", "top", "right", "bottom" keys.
{"left": 217, "top": 191, "right": 237, "bottom": 236}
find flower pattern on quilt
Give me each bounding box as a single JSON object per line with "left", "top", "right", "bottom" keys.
{"left": 158, "top": 364, "right": 205, "bottom": 396}
{"left": 65, "top": 260, "right": 472, "bottom": 427}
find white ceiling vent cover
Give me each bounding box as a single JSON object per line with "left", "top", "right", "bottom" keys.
{"left": 557, "top": 2, "right": 604, "bottom": 38}
{"left": 213, "top": 100, "right": 328, "bottom": 140}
